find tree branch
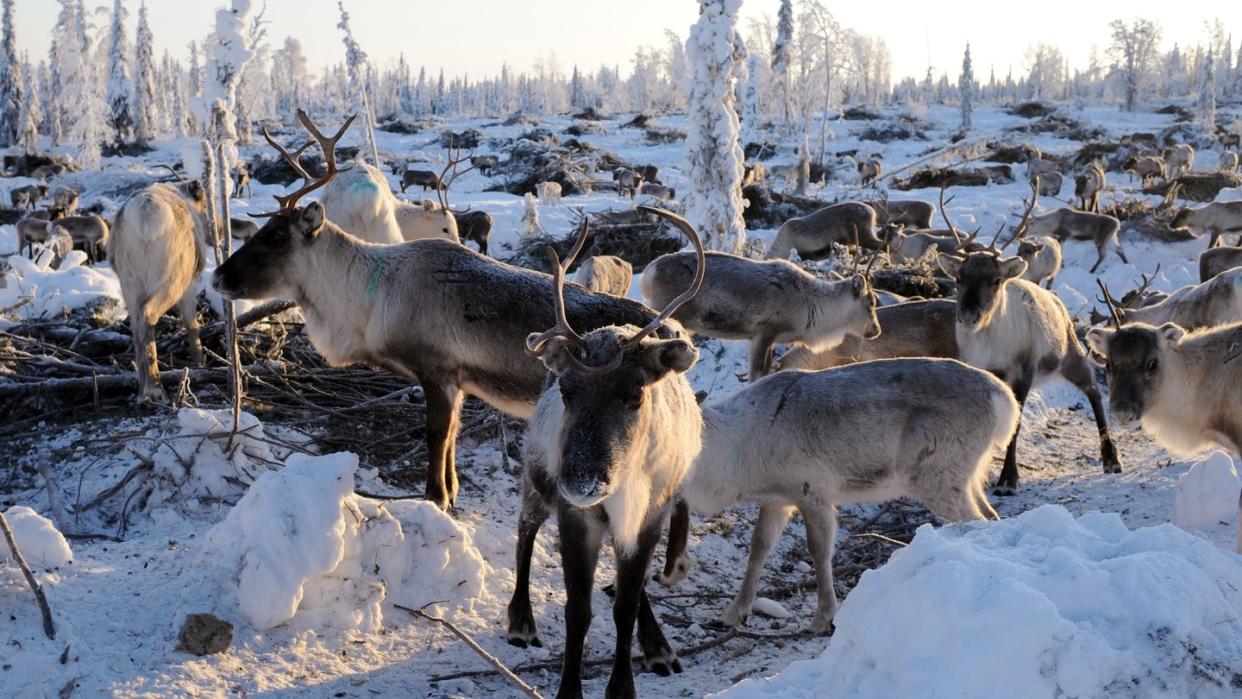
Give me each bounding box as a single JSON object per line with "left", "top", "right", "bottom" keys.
{"left": 0, "top": 511, "right": 56, "bottom": 640}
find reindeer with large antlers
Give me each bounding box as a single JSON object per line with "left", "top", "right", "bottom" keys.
{"left": 213, "top": 111, "right": 669, "bottom": 509}
{"left": 509, "top": 209, "right": 705, "bottom": 698}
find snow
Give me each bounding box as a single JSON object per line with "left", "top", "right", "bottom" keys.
{"left": 2, "top": 505, "right": 73, "bottom": 568}
{"left": 0, "top": 248, "right": 124, "bottom": 324}
{"left": 1174, "top": 452, "right": 1241, "bottom": 537}
{"left": 721, "top": 505, "right": 1242, "bottom": 699}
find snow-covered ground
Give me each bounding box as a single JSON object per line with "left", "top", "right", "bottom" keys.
{"left": 3, "top": 103, "right": 1242, "bottom": 697}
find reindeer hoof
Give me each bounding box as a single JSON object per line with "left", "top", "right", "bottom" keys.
{"left": 506, "top": 625, "right": 542, "bottom": 649}
{"left": 655, "top": 555, "right": 694, "bottom": 587}
{"left": 992, "top": 483, "right": 1017, "bottom": 497}
{"left": 719, "top": 604, "right": 751, "bottom": 629}
{"left": 809, "top": 614, "right": 837, "bottom": 635}
{"left": 642, "top": 649, "right": 683, "bottom": 677}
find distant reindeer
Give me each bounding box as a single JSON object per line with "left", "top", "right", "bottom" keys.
{"left": 9, "top": 183, "right": 47, "bottom": 210}
{"left": 1026, "top": 156, "right": 1060, "bottom": 181}
{"left": 774, "top": 299, "right": 957, "bottom": 371}
{"left": 1221, "top": 151, "right": 1240, "bottom": 174}
{"left": 938, "top": 250, "right": 1122, "bottom": 493}
{"left": 741, "top": 163, "right": 766, "bottom": 187}
{"left": 234, "top": 162, "right": 252, "bottom": 197}
{"left": 1025, "top": 208, "right": 1127, "bottom": 273}
{"left": 636, "top": 164, "right": 661, "bottom": 183}
{"left": 109, "top": 179, "right": 213, "bottom": 403}
{"left": 451, "top": 209, "right": 492, "bottom": 255}
{"left": 767, "top": 202, "right": 884, "bottom": 259}
{"left": 1170, "top": 201, "right": 1242, "bottom": 248}
{"left": 873, "top": 199, "right": 934, "bottom": 229}
{"left": 49, "top": 214, "right": 110, "bottom": 264}
{"left": 573, "top": 255, "right": 633, "bottom": 297}
{"left": 1035, "top": 171, "right": 1063, "bottom": 196}
{"left": 469, "top": 154, "right": 500, "bottom": 175}
{"left": 1122, "top": 155, "right": 1165, "bottom": 185}
{"left": 1200, "top": 246, "right": 1242, "bottom": 282}
{"left": 1074, "top": 161, "right": 1106, "bottom": 213}
{"left": 400, "top": 169, "right": 444, "bottom": 193}
{"left": 50, "top": 185, "right": 79, "bottom": 215}
{"left": 1017, "top": 235, "right": 1062, "bottom": 288}
{"left": 643, "top": 251, "right": 880, "bottom": 380}
{"left": 638, "top": 182, "right": 675, "bottom": 202}
{"left": 613, "top": 168, "right": 644, "bottom": 198}
{"left": 858, "top": 157, "right": 882, "bottom": 185}
{"left": 1163, "top": 144, "right": 1194, "bottom": 178}
{"left": 1222, "top": 132, "right": 1240, "bottom": 151}
{"left": 535, "top": 180, "right": 562, "bottom": 203}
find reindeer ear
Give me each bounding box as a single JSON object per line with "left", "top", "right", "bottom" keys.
{"left": 531, "top": 335, "right": 575, "bottom": 374}
{"left": 851, "top": 274, "right": 867, "bottom": 298}
{"left": 1157, "top": 323, "right": 1186, "bottom": 347}
{"left": 937, "top": 253, "right": 963, "bottom": 278}
{"left": 421, "top": 199, "right": 436, "bottom": 212}
{"left": 1084, "top": 327, "right": 1113, "bottom": 362}
{"left": 1001, "top": 257, "right": 1028, "bottom": 279}
{"left": 643, "top": 338, "right": 698, "bottom": 379}
{"left": 296, "top": 202, "right": 326, "bottom": 240}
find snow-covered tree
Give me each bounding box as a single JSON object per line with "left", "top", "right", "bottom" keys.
{"left": 740, "top": 52, "right": 761, "bottom": 144}
{"left": 17, "top": 53, "right": 38, "bottom": 152}
{"left": 569, "top": 64, "right": 583, "bottom": 109}
{"left": 521, "top": 193, "right": 540, "bottom": 239}
{"left": 0, "top": 0, "right": 20, "bottom": 147}
{"left": 337, "top": 0, "right": 379, "bottom": 166}
{"left": 57, "top": 0, "right": 105, "bottom": 167}
{"left": 771, "top": 0, "right": 793, "bottom": 129}
{"left": 271, "top": 37, "right": 307, "bottom": 117}
{"left": 731, "top": 29, "right": 748, "bottom": 123}
{"left": 684, "top": 0, "right": 747, "bottom": 254}
{"left": 1197, "top": 46, "right": 1215, "bottom": 127}
{"left": 188, "top": 40, "right": 202, "bottom": 97}
{"left": 395, "top": 53, "right": 414, "bottom": 117}
{"left": 133, "top": 1, "right": 158, "bottom": 144}
{"left": 414, "top": 65, "right": 427, "bottom": 115}
{"left": 105, "top": 0, "right": 134, "bottom": 144}
{"left": 1109, "top": 18, "right": 1161, "bottom": 112}
{"left": 959, "top": 43, "right": 973, "bottom": 133}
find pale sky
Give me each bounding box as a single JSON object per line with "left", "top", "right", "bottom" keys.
{"left": 12, "top": 1, "right": 1242, "bottom": 84}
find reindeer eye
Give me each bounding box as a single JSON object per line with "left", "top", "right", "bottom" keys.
{"left": 1145, "top": 358, "right": 1158, "bottom": 372}
{"left": 621, "top": 386, "right": 643, "bottom": 410}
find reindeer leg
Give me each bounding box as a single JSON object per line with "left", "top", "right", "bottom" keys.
{"left": 994, "top": 373, "right": 1030, "bottom": 495}
{"left": 422, "top": 382, "right": 459, "bottom": 511}
{"left": 443, "top": 388, "right": 464, "bottom": 508}
{"left": 635, "top": 587, "right": 681, "bottom": 676}
{"left": 721, "top": 503, "right": 795, "bottom": 628}
{"left": 132, "top": 302, "right": 168, "bottom": 404}
{"left": 507, "top": 468, "right": 551, "bottom": 648}
{"left": 1114, "top": 241, "right": 1129, "bottom": 266}
{"left": 607, "top": 517, "right": 662, "bottom": 698}
{"left": 556, "top": 503, "right": 603, "bottom": 699}
{"left": 176, "top": 286, "right": 204, "bottom": 366}
{"left": 1089, "top": 246, "right": 1106, "bottom": 274}
{"left": 657, "top": 499, "right": 692, "bottom": 586}
{"left": 800, "top": 503, "right": 839, "bottom": 634}
{"left": 747, "top": 335, "right": 775, "bottom": 382}
{"left": 1065, "top": 355, "right": 1122, "bottom": 474}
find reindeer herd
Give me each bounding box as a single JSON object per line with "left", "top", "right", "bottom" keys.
{"left": 9, "top": 107, "right": 1242, "bottom": 698}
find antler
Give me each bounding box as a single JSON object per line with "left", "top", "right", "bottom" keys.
{"left": 998, "top": 177, "right": 1039, "bottom": 249}
{"left": 938, "top": 185, "right": 961, "bottom": 245}
{"left": 623, "top": 207, "right": 705, "bottom": 348}
{"left": 434, "top": 139, "right": 477, "bottom": 211}
{"left": 1132, "top": 263, "right": 1161, "bottom": 301}
{"left": 1095, "top": 279, "right": 1123, "bottom": 329}
{"left": 255, "top": 109, "right": 356, "bottom": 217}
{"left": 261, "top": 127, "right": 313, "bottom": 182}
{"left": 524, "top": 217, "right": 593, "bottom": 360}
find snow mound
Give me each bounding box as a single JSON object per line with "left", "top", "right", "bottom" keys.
{"left": 2, "top": 506, "right": 73, "bottom": 569}
{"left": 721, "top": 505, "right": 1242, "bottom": 699}
{"left": 1175, "top": 452, "right": 1241, "bottom": 532}
{"left": 0, "top": 250, "right": 124, "bottom": 325}
{"left": 202, "top": 452, "right": 490, "bottom": 632}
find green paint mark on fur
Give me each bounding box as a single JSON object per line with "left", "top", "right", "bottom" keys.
{"left": 367, "top": 256, "right": 387, "bottom": 299}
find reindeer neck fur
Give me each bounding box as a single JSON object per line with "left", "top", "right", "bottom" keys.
{"left": 1142, "top": 327, "right": 1242, "bottom": 455}
{"left": 956, "top": 279, "right": 1070, "bottom": 377}
{"left": 681, "top": 402, "right": 748, "bottom": 516}
{"left": 290, "top": 224, "right": 386, "bottom": 366}
{"left": 798, "top": 275, "right": 863, "bottom": 351}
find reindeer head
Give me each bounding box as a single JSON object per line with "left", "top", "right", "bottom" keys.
{"left": 1016, "top": 238, "right": 1045, "bottom": 258}
{"left": 938, "top": 251, "right": 1027, "bottom": 329}
{"left": 213, "top": 110, "right": 355, "bottom": 301}
{"left": 528, "top": 208, "right": 704, "bottom": 508}
{"left": 1086, "top": 322, "right": 1184, "bottom": 426}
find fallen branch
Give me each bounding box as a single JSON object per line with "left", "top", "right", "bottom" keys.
{"left": 397, "top": 603, "right": 544, "bottom": 699}
{"left": 0, "top": 510, "right": 56, "bottom": 640}
{"left": 0, "top": 362, "right": 285, "bottom": 399}
{"left": 198, "top": 299, "right": 297, "bottom": 342}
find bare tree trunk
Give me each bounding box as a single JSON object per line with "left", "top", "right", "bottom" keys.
{"left": 204, "top": 106, "right": 243, "bottom": 438}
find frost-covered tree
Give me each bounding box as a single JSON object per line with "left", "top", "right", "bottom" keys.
{"left": 731, "top": 29, "right": 748, "bottom": 123}
{"left": 337, "top": 0, "right": 379, "bottom": 166}
{"left": 1234, "top": 43, "right": 1242, "bottom": 98}
{"left": 414, "top": 65, "right": 427, "bottom": 115}
{"left": 57, "top": 0, "right": 105, "bottom": 167}
{"left": 684, "top": 0, "right": 747, "bottom": 254}
{"left": 740, "top": 52, "right": 761, "bottom": 144}
{"left": 105, "top": 0, "right": 134, "bottom": 144}
{"left": 271, "top": 37, "right": 307, "bottom": 117}
{"left": 1197, "top": 46, "right": 1215, "bottom": 127}
{"left": 395, "top": 53, "right": 414, "bottom": 117}
{"left": 570, "top": 64, "right": 583, "bottom": 109}
{"left": 0, "top": 0, "right": 20, "bottom": 147}
{"left": 771, "top": 0, "right": 793, "bottom": 129}
{"left": 521, "top": 193, "right": 540, "bottom": 239}
{"left": 133, "top": 1, "right": 158, "bottom": 144}
{"left": 959, "top": 43, "right": 973, "bottom": 133}
{"left": 188, "top": 40, "right": 202, "bottom": 97}
{"left": 1109, "top": 18, "right": 1161, "bottom": 112}
{"left": 18, "top": 55, "right": 39, "bottom": 152}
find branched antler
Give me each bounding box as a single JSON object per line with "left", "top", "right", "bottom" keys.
{"left": 938, "top": 185, "right": 961, "bottom": 245}
{"left": 435, "top": 140, "right": 477, "bottom": 211}
{"left": 1095, "top": 279, "right": 1124, "bottom": 328}
{"left": 256, "top": 109, "right": 356, "bottom": 217}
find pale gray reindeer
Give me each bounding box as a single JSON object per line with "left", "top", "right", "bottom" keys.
{"left": 50, "top": 185, "right": 79, "bottom": 215}
{"left": 858, "top": 157, "right": 882, "bottom": 185}
{"left": 230, "top": 217, "right": 260, "bottom": 242}
{"left": 1017, "top": 236, "right": 1062, "bottom": 288}
{"left": 9, "top": 183, "right": 47, "bottom": 210}
{"left": 573, "top": 254, "right": 633, "bottom": 297}
{"left": 774, "top": 299, "right": 958, "bottom": 372}
{"left": 638, "top": 182, "right": 675, "bottom": 203}
{"left": 937, "top": 250, "right": 1122, "bottom": 494}
{"left": 320, "top": 147, "right": 461, "bottom": 245}
{"left": 49, "top": 214, "right": 109, "bottom": 264}
{"left": 1122, "top": 155, "right": 1166, "bottom": 185}
{"left": 767, "top": 202, "right": 885, "bottom": 259}
{"left": 613, "top": 168, "right": 645, "bottom": 198}
{"left": 1221, "top": 151, "right": 1239, "bottom": 173}
{"left": 508, "top": 210, "right": 706, "bottom": 697}
{"left": 1025, "top": 208, "right": 1127, "bottom": 273}
{"left": 1096, "top": 268, "right": 1242, "bottom": 332}
{"left": 1035, "top": 171, "right": 1063, "bottom": 196}
{"left": 1171, "top": 201, "right": 1242, "bottom": 248}
{"left": 1074, "top": 161, "right": 1106, "bottom": 213}
{"left": 109, "top": 179, "right": 213, "bottom": 403}
{"left": 1200, "top": 246, "right": 1242, "bottom": 282}
{"left": 1163, "top": 144, "right": 1194, "bottom": 178}
{"left": 212, "top": 110, "right": 667, "bottom": 510}
{"left": 642, "top": 250, "right": 881, "bottom": 380}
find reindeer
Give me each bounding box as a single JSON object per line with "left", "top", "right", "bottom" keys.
{"left": 536, "top": 180, "right": 563, "bottom": 204}
{"left": 614, "top": 168, "right": 644, "bottom": 198}
{"left": 1025, "top": 208, "right": 1127, "bottom": 273}
{"left": 1222, "top": 132, "right": 1241, "bottom": 152}
{"left": 1200, "top": 246, "right": 1242, "bottom": 282}
{"left": 9, "top": 183, "right": 47, "bottom": 210}
{"left": 937, "top": 250, "right": 1122, "bottom": 493}
{"left": 1122, "top": 155, "right": 1166, "bottom": 185}
{"left": 451, "top": 209, "right": 492, "bottom": 255}
{"left": 642, "top": 251, "right": 880, "bottom": 381}
{"left": 469, "top": 154, "right": 500, "bottom": 175}
{"left": 1017, "top": 236, "right": 1062, "bottom": 288}
{"left": 767, "top": 202, "right": 884, "bottom": 259}
{"left": 1221, "top": 151, "right": 1240, "bottom": 174}
{"left": 1026, "top": 156, "right": 1060, "bottom": 181}
{"left": 741, "top": 163, "right": 766, "bottom": 187}
{"left": 109, "top": 179, "right": 212, "bottom": 403}
{"left": 773, "top": 299, "right": 957, "bottom": 372}
{"left": 400, "top": 169, "right": 443, "bottom": 192}
{"left": 1035, "top": 171, "right": 1063, "bottom": 196}
{"left": 233, "top": 162, "right": 252, "bottom": 198}
{"left": 1163, "top": 144, "right": 1194, "bottom": 178}
{"left": 638, "top": 182, "right": 675, "bottom": 202}
{"left": 873, "top": 199, "right": 934, "bottom": 229}
{"left": 858, "top": 157, "right": 882, "bottom": 185}
{"left": 49, "top": 214, "right": 110, "bottom": 264}
{"left": 50, "top": 186, "right": 79, "bottom": 215}
{"left": 1096, "top": 268, "right": 1242, "bottom": 332}
{"left": 573, "top": 255, "right": 633, "bottom": 297}
{"left": 1074, "top": 161, "right": 1105, "bottom": 213}
{"left": 16, "top": 216, "right": 56, "bottom": 259}
{"left": 230, "top": 217, "right": 260, "bottom": 242}
{"left": 1087, "top": 304, "right": 1242, "bottom": 462}
{"left": 509, "top": 212, "right": 706, "bottom": 698}
{"left": 1170, "top": 201, "right": 1242, "bottom": 248}
{"left": 212, "top": 110, "right": 667, "bottom": 510}
{"left": 636, "top": 164, "right": 661, "bottom": 184}
{"left": 885, "top": 228, "right": 972, "bottom": 262}
{"left": 43, "top": 229, "right": 74, "bottom": 269}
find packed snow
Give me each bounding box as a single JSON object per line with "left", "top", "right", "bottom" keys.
{"left": 2, "top": 505, "right": 73, "bottom": 568}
